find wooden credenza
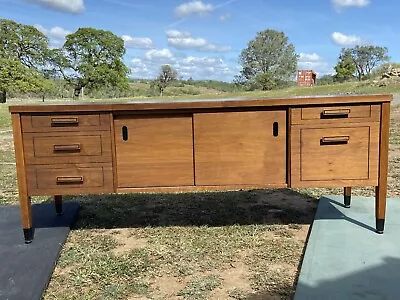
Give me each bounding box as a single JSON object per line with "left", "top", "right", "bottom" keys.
{"left": 9, "top": 94, "right": 392, "bottom": 243}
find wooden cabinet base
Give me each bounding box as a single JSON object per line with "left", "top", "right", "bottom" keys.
{"left": 9, "top": 94, "right": 392, "bottom": 243}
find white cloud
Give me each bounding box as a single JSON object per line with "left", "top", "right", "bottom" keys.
{"left": 174, "top": 0, "right": 214, "bottom": 17}
{"left": 298, "top": 52, "right": 334, "bottom": 76}
{"left": 219, "top": 13, "right": 231, "bottom": 21}
{"left": 332, "top": 0, "right": 370, "bottom": 8}
{"left": 25, "top": 0, "right": 84, "bottom": 14}
{"left": 49, "top": 26, "right": 71, "bottom": 39}
{"left": 299, "top": 53, "right": 323, "bottom": 62}
{"left": 144, "top": 49, "right": 175, "bottom": 62}
{"left": 331, "top": 32, "right": 363, "bottom": 46}
{"left": 332, "top": 0, "right": 369, "bottom": 11}
{"left": 34, "top": 24, "right": 71, "bottom": 47}
{"left": 166, "top": 30, "right": 231, "bottom": 52}
{"left": 129, "top": 52, "right": 236, "bottom": 81}
{"left": 122, "top": 35, "right": 153, "bottom": 49}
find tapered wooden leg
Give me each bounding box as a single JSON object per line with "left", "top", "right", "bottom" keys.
{"left": 344, "top": 187, "right": 351, "bottom": 208}
{"left": 12, "top": 113, "right": 34, "bottom": 243}
{"left": 55, "top": 195, "right": 63, "bottom": 215}
{"left": 375, "top": 186, "right": 386, "bottom": 234}
{"left": 375, "top": 101, "right": 390, "bottom": 234}
{"left": 19, "top": 194, "right": 34, "bottom": 243}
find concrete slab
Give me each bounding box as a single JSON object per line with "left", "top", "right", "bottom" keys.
{"left": 0, "top": 202, "right": 79, "bottom": 300}
{"left": 295, "top": 196, "right": 400, "bottom": 300}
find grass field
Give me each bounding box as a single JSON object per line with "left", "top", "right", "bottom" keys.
{"left": 1, "top": 84, "right": 400, "bottom": 299}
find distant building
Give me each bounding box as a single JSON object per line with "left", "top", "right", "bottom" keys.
{"left": 297, "top": 70, "right": 317, "bottom": 86}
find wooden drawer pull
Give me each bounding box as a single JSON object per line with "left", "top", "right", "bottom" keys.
{"left": 320, "top": 136, "right": 350, "bottom": 145}
{"left": 51, "top": 117, "right": 79, "bottom": 126}
{"left": 56, "top": 176, "right": 84, "bottom": 184}
{"left": 321, "top": 109, "right": 350, "bottom": 118}
{"left": 53, "top": 144, "right": 81, "bottom": 152}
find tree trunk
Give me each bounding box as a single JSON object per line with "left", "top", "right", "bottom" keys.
{"left": 74, "top": 86, "right": 82, "bottom": 99}
{"left": 160, "top": 88, "right": 163, "bottom": 97}
{"left": 0, "top": 90, "right": 6, "bottom": 103}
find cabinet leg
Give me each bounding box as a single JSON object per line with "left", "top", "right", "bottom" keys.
{"left": 375, "top": 185, "right": 386, "bottom": 234}
{"left": 344, "top": 187, "right": 351, "bottom": 208}
{"left": 55, "top": 195, "right": 63, "bottom": 215}
{"left": 19, "top": 194, "right": 33, "bottom": 243}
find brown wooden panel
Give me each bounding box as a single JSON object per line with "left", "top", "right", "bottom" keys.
{"left": 9, "top": 95, "right": 392, "bottom": 114}
{"left": 21, "top": 113, "right": 110, "bottom": 132}
{"left": 23, "top": 131, "right": 112, "bottom": 165}
{"left": 194, "top": 110, "right": 287, "bottom": 185}
{"left": 26, "top": 163, "right": 113, "bottom": 196}
{"left": 114, "top": 115, "right": 194, "bottom": 188}
{"left": 290, "top": 122, "right": 379, "bottom": 187}
{"left": 291, "top": 104, "right": 380, "bottom": 125}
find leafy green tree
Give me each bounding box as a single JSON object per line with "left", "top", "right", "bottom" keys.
{"left": 51, "top": 27, "right": 130, "bottom": 98}
{"left": 334, "top": 51, "right": 357, "bottom": 82}
{"left": 318, "top": 74, "right": 335, "bottom": 85}
{"left": 0, "top": 58, "right": 51, "bottom": 103}
{"left": 341, "top": 46, "right": 389, "bottom": 81}
{"left": 255, "top": 72, "right": 277, "bottom": 90}
{"left": 239, "top": 29, "right": 298, "bottom": 89}
{"left": 0, "top": 18, "right": 50, "bottom": 102}
{"left": 155, "top": 65, "right": 178, "bottom": 96}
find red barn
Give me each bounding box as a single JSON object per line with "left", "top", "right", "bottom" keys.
{"left": 297, "top": 70, "right": 317, "bottom": 86}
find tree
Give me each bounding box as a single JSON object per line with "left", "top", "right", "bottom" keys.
{"left": 334, "top": 51, "right": 357, "bottom": 82}
{"left": 0, "top": 58, "right": 50, "bottom": 103}
{"left": 0, "top": 19, "right": 50, "bottom": 102}
{"left": 51, "top": 27, "right": 130, "bottom": 98}
{"left": 239, "top": 29, "right": 298, "bottom": 89}
{"left": 341, "top": 46, "right": 389, "bottom": 81}
{"left": 318, "top": 74, "right": 335, "bottom": 85}
{"left": 255, "top": 72, "right": 277, "bottom": 90}
{"left": 0, "top": 19, "right": 49, "bottom": 68}
{"left": 155, "top": 65, "right": 177, "bottom": 96}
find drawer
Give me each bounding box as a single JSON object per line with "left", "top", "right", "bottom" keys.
{"left": 291, "top": 104, "right": 380, "bottom": 125}
{"left": 26, "top": 163, "right": 114, "bottom": 196}
{"left": 290, "top": 124, "right": 379, "bottom": 187}
{"left": 23, "top": 131, "right": 112, "bottom": 164}
{"left": 21, "top": 113, "right": 111, "bottom": 132}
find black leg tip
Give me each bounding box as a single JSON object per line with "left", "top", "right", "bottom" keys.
{"left": 344, "top": 195, "right": 351, "bottom": 208}
{"left": 23, "top": 228, "right": 34, "bottom": 244}
{"left": 55, "top": 203, "right": 63, "bottom": 215}
{"left": 376, "top": 219, "right": 385, "bottom": 234}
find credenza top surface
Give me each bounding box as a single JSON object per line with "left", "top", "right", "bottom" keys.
{"left": 9, "top": 93, "right": 393, "bottom": 113}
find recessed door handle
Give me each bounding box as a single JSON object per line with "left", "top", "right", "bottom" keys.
{"left": 273, "top": 122, "right": 279, "bottom": 137}
{"left": 122, "top": 126, "right": 128, "bottom": 141}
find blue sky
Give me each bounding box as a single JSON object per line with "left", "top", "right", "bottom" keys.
{"left": 1, "top": 0, "right": 398, "bottom": 82}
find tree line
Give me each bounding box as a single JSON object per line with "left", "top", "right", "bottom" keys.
{"left": 0, "top": 18, "right": 393, "bottom": 102}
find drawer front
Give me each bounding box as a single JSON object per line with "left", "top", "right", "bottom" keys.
{"left": 21, "top": 113, "right": 110, "bottom": 132}
{"left": 291, "top": 124, "right": 379, "bottom": 187}
{"left": 291, "top": 104, "right": 380, "bottom": 125}
{"left": 23, "top": 131, "right": 112, "bottom": 164}
{"left": 26, "top": 163, "right": 113, "bottom": 196}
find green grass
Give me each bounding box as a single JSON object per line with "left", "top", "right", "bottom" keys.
{"left": 0, "top": 105, "right": 11, "bottom": 128}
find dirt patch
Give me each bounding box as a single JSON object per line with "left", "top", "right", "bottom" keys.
{"left": 211, "top": 260, "right": 252, "bottom": 299}
{"left": 152, "top": 275, "right": 187, "bottom": 299}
